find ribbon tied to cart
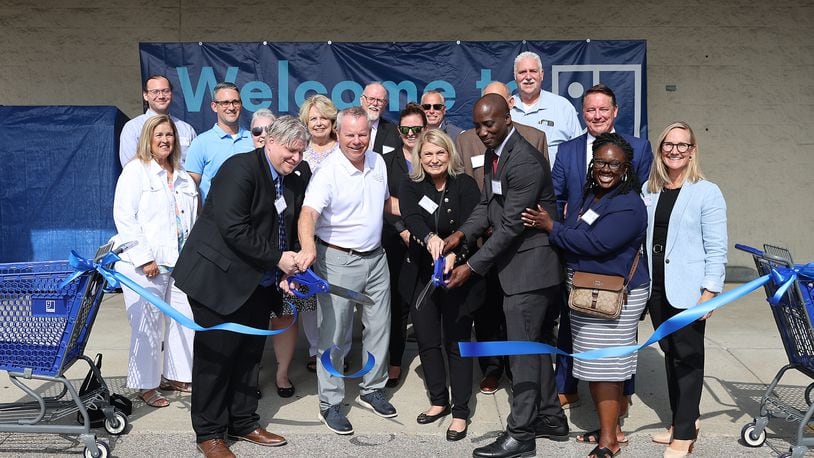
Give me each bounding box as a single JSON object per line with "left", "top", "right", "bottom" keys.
{"left": 60, "top": 250, "right": 372, "bottom": 379}
{"left": 459, "top": 261, "right": 814, "bottom": 361}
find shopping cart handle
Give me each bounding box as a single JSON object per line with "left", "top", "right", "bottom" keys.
{"left": 735, "top": 243, "right": 764, "bottom": 256}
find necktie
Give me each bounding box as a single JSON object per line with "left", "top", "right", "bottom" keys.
{"left": 274, "top": 176, "right": 287, "bottom": 284}
{"left": 488, "top": 149, "right": 498, "bottom": 175}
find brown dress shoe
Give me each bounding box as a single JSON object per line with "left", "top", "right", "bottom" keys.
{"left": 479, "top": 375, "right": 500, "bottom": 394}
{"left": 196, "top": 439, "right": 235, "bottom": 458}
{"left": 228, "top": 427, "right": 287, "bottom": 447}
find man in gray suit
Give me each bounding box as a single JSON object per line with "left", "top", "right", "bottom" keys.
{"left": 445, "top": 94, "right": 567, "bottom": 458}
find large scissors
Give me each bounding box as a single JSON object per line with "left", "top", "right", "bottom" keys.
{"left": 287, "top": 268, "right": 375, "bottom": 305}
{"left": 415, "top": 256, "right": 451, "bottom": 310}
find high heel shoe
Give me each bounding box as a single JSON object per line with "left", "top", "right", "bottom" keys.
{"left": 651, "top": 420, "right": 700, "bottom": 445}
{"left": 663, "top": 439, "right": 695, "bottom": 457}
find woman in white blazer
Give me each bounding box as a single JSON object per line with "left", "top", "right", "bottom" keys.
{"left": 642, "top": 121, "right": 727, "bottom": 458}
{"left": 113, "top": 115, "right": 199, "bottom": 408}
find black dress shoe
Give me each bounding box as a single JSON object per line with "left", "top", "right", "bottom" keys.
{"left": 416, "top": 405, "right": 451, "bottom": 424}
{"left": 533, "top": 415, "right": 569, "bottom": 441}
{"left": 446, "top": 424, "right": 468, "bottom": 441}
{"left": 276, "top": 381, "right": 295, "bottom": 398}
{"left": 385, "top": 376, "right": 400, "bottom": 388}
{"left": 473, "top": 432, "right": 535, "bottom": 458}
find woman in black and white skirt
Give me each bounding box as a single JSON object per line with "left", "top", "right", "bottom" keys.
{"left": 522, "top": 133, "right": 649, "bottom": 458}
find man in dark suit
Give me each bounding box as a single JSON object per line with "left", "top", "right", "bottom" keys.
{"left": 445, "top": 94, "right": 568, "bottom": 458}
{"left": 550, "top": 84, "right": 653, "bottom": 412}
{"left": 172, "top": 116, "right": 309, "bottom": 458}
{"left": 454, "top": 81, "right": 551, "bottom": 396}
{"left": 360, "top": 82, "right": 401, "bottom": 155}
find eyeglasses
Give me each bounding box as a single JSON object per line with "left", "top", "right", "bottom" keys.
{"left": 251, "top": 127, "right": 267, "bottom": 137}
{"left": 399, "top": 125, "right": 424, "bottom": 135}
{"left": 421, "top": 103, "right": 444, "bottom": 111}
{"left": 661, "top": 142, "right": 694, "bottom": 154}
{"left": 362, "top": 94, "right": 386, "bottom": 106}
{"left": 592, "top": 159, "right": 625, "bottom": 171}
{"left": 146, "top": 89, "right": 171, "bottom": 96}
{"left": 214, "top": 99, "right": 242, "bottom": 108}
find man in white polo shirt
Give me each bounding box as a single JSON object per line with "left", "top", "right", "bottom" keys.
{"left": 296, "top": 106, "right": 396, "bottom": 435}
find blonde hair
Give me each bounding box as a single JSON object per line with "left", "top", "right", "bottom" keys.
{"left": 646, "top": 121, "right": 705, "bottom": 193}
{"left": 135, "top": 115, "right": 181, "bottom": 170}
{"left": 299, "top": 94, "right": 338, "bottom": 140}
{"left": 409, "top": 128, "right": 464, "bottom": 182}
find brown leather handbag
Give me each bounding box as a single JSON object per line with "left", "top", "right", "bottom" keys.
{"left": 568, "top": 251, "right": 641, "bottom": 320}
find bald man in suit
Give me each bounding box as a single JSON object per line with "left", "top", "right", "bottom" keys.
{"left": 454, "top": 82, "right": 552, "bottom": 396}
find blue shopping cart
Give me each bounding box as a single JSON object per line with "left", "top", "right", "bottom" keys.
{"left": 737, "top": 243, "right": 814, "bottom": 458}
{"left": 0, "top": 243, "right": 127, "bottom": 457}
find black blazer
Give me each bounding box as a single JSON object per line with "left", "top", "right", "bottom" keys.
{"left": 383, "top": 148, "right": 411, "bottom": 235}
{"left": 459, "top": 130, "right": 563, "bottom": 295}
{"left": 172, "top": 148, "right": 308, "bottom": 314}
{"left": 372, "top": 117, "right": 402, "bottom": 156}
{"left": 398, "top": 173, "right": 482, "bottom": 307}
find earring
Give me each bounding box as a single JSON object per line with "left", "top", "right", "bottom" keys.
{"left": 622, "top": 172, "right": 628, "bottom": 182}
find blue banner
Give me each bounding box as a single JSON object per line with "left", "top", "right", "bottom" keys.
{"left": 139, "top": 40, "right": 647, "bottom": 138}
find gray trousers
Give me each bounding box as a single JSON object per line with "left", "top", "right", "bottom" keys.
{"left": 504, "top": 285, "right": 564, "bottom": 441}
{"left": 315, "top": 243, "right": 391, "bottom": 410}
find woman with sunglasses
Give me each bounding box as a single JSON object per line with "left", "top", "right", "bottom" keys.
{"left": 382, "top": 103, "right": 426, "bottom": 388}
{"left": 521, "top": 133, "right": 649, "bottom": 458}
{"left": 643, "top": 122, "right": 727, "bottom": 458}
{"left": 250, "top": 108, "right": 276, "bottom": 148}
{"left": 399, "top": 128, "right": 482, "bottom": 441}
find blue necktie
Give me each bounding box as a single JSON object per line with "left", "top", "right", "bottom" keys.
{"left": 275, "top": 177, "right": 287, "bottom": 284}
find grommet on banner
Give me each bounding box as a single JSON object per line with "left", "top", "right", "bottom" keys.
{"left": 522, "top": 40, "right": 527, "bottom": 44}
{"left": 456, "top": 40, "right": 461, "bottom": 45}
{"left": 198, "top": 42, "right": 203, "bottom": 46}
{"left": 586, "top": 38, "right": 591, "bottom": 43}
{"left": 263, "top": 41, "right": 268, "bottom": 46}
{"left": 328, "top": 40, "right": 332, "bottom": 45}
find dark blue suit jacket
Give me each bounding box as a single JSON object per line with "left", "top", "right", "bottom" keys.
{"left": 552, "top": 132, "right": 652, "bottom": 219}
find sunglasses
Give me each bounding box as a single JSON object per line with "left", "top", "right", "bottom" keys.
{"left": 399, "top": 125, "right": 424, "bottom": 135}
{"left": 421, "top": 103, "right": 444, "bottom": 111}
{"left": 251, "top": 127, "right": 267, "bottom": 137}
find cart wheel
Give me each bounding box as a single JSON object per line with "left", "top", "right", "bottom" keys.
{"left": 83, "top": 440, "right": 110, "bottom": 458}
{"left": 103, "top": 410, "right": 128, "bottom": 435}
{"left": 741, "top": 422, "right": 766, "bottom": 447}
{"left": 805, "top": 383, "right": 814, "bottom": 405}
{"left": 778, "top": 452, "right": 792, "bottom": 458}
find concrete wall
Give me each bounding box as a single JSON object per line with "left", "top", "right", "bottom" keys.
{"left": 1, "top": 0, "right": 812, "bottom": 263}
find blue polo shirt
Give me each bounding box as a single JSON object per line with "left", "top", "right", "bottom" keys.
{"left": 511, "top": 91, "right": 582, "bottom": 168}
{"left": 185, "top": 123, "right": 254, "bottom": 201}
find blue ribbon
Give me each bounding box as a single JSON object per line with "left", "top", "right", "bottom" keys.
{"left": 60, "top": 250, "right": 295, "bottom": 336}
{"left": 768, "top": 263, "right": 814, "bottom": 305}
{"left": 319, "top": 345, "right": 376, "bottom": 378}
{"left": 460, "top": 273, "right": 774, "bottom": 360}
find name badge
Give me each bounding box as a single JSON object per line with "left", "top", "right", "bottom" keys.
{"left": 491, "top": 179, "right": 503, "bottom": 195}
{"left": 383, "top": 145, "right": 395, "bottom": 155}
{"left": 580, "top": 208, "right": 600, "bottom": 225}
{"left": 418, "top": 195, "right": 439, "bottom": 214}
{"left": 275, "top": 195, "right": 287, "bottom": 214}
{"left": 643, "top": 195, "right": 653, "bottom": 206}
{"left": 470, "top": 154, "right": 485, "bottom": 169}
{"left": 180, "top": 136, "right": 191, "bottom": 147}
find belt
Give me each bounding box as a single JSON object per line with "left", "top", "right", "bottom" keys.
{"left": 652, "top": 243, "right": 665, "bottom": 254}
{"left": 318, "top": 238, "right": 378, "bottom": 257}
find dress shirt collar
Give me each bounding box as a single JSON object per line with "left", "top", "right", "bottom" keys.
{"left": 494, "top": 127, "right": 517, "bottom": 158}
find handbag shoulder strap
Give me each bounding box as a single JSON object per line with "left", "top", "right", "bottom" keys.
{"left": 624, "top": 247, "right": 642, "bottom": 288}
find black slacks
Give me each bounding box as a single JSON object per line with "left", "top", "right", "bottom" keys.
{"left": 189, "top": 286, "right": 278, "bottom": 442}
{"left": 411, "top": 278, "right": 481, "bottom": 419}
{"left": 504, "top": 285, "right": 565, "bottom": 441}
{"left": 384, "top": 235, "right": 410, "bottom": 368}
{"left": 473, "top": 267, "right": 508, "bottom": 378}
{"left": 648, "top": 280, "right": 706, "bottom": 441}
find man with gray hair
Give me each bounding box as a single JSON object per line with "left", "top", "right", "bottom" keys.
{"left": 296, "top": 106, "right": 397, "bottom": 435}
{"left": 173, "top": 115, "right": 310, "bottom": 457}
{"left": 420, "top": 89, "right": 463, "bottom": 142}
{"left": 511, "top": 51, "right": 582, "bottom": 167}
{"left": 250, "top": 108, "right": 277, "bottom": 149}
{"left": 185, "top": 82, "right": 254, "bottom": 202}
{"left": 360, "top": 82, "right": 401, "bottom": 155}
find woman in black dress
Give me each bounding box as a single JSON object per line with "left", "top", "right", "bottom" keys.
{"left": 399, "top": 128, "right": 483, "bottom": 441}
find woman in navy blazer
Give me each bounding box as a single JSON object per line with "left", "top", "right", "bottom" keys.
{"left": 642, "top": 121, "right": 727, "bottom": 458}
{"left": 523, "top": 133, "right": 649, "bottom": 458}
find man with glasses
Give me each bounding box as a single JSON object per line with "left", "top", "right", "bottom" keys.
{"left": 185, "top": 82, "right": 254, "bottom": 202}
{"left": 511, "top": 51, "right": 582, "bottom": 168}
{"left": 360, "top": 82, "right": 401, "bottom": 156}
{"left": 119, "top": 75, "right": 197, "bottom": 166}
{"left": 420, "top": 90, "right": 463, "bottom": 142}
{"left": 550, "top": 83, "right": 652, "bottom": 419}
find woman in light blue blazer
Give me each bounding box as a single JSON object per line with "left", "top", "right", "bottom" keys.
{"left": 642, "top": 121, "right": 727, "bottom": 458}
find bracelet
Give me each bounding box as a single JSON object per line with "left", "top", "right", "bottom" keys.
{"left": 424, "top": 232, "right": 437, "bottom": 245}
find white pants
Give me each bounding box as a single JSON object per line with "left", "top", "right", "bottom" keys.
{"left": 117, "top": 261, "right": 194, "bottom": 390}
